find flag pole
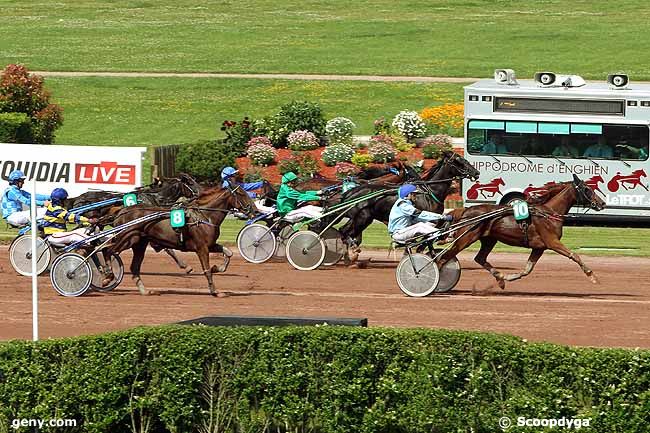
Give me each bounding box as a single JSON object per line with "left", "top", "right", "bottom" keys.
{"left": 30, "top": 178, "right": 39, "bottom": 341}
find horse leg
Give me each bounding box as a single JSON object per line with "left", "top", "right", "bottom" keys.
{"left": 473, "top": 237, "right": 506, "bottom": 289}
{"left": 545, "top": 239, "right": 599, "bottom": 284}
{"left": 164, "top": 248, "right": 193, "bottom": 274}
{"left": 196, "top": 246, "right": 217, "bottom": 296}
{"left": 504, "top": 248, "right": 545, "bottom": 282}
{"left": 130, "top": 240, "right": 152, "bottom": 295}
{"left": 209, "top": 243, "right": 233, "bottom": 273}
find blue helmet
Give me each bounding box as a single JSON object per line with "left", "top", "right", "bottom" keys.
{"left": 398, "top": 184, "right": 417, "bottom": 199}
{"left": 8, "top": 170, "right": 26, "bottom": 182}
{"left": 221, "top": 166, "right": 238, "bottom": 179}
{"left": 50, "top": 188, "right": 68, "bottom": 202}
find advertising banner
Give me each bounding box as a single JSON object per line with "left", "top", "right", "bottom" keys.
{"left": 0, "top": 143, "right": 147, "bottom": 197}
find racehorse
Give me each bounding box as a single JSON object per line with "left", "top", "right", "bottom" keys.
{"left": 336, "top": 151, "right": 480, "bottom": 262}
{"left": 103, "top": 185, "right": 256, "bottom": 296}
{"left": 440, "top": 175, "right": 606, "bottom": 289}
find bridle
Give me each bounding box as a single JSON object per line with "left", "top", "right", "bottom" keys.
{"left": 226, "top": 184, "right": 256, "bottom": 217}
{"left": 574, "top": 181, "right": 604, "bottom": 210}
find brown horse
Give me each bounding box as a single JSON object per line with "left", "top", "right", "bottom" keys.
{"left": 103, "top": 185, "right": 256, "bottom": 296}
{"left": 441, "top": 175, "right": 606, "bottom": 289}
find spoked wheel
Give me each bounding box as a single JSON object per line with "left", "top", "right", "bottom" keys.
{"left": 50, "top": 253, "right": 92, "bottom": 297}
{"left": 9, "top": 234, "right": 52, "bottom": 276}
{"left": 396, "top": 253, "right": 440, "bottom": 297}
{"left": 274, "top": 224, "right": 293, "bottom": 258}
{"left": 321, "top": 228, "right": 345, "bottom": 266}
{"left": 286, "top": 230, "right": 326, "bottom": 271}
{"left": 237, "top": 223, "right": 277, "bottom": 264}
{"left": 434, "top": 256, "right": 461, "bottom": 293}
{"left": 90, "top": 252, "right": 124, "bottom": 292}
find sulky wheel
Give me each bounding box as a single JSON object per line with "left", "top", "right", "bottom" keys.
{"left": 90, "top": 252, "right": 124, "bottom": 292}
{"left": 50, "top": 253, "right": 92, "bottom": 297}
{"left": 321, "top": 228, "right": 346, "bottom": 266}
{"left": 286, "top": 230, "right": 326, "bottom": 271}
{"left": 237, "top": 223, "right": 277, "bottom": 264}
{"left": 396, "top": 253, "right": 440, "bottom": 297}
{"left": 434, "top": 256, "right": 461, "bottom": 293}
{"left": 9, "top": 234, "right": 52, "bottom": 277}
{"left": 274, "top": 225, "right": 294, "bottom": 258}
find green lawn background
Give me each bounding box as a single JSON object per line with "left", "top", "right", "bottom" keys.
{"left": 2, "top": 0, "right": 650, "bottom": 79}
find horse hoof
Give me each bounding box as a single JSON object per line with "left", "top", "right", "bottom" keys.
{"left": 497, "top": 279, "right": 506, "bottom": 290}
{"left": 211, "top": 264, "right": 227, "bottom": 273}
{"left": 590, "top": 276, "right": 599, "bottom": 284}
{"left": 185, "top": 267, "right": 193, "bottom": 274}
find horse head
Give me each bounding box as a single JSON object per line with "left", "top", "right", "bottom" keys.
{"left": 225, "top": 184, "right": 257, "bottom": 219}
{"left": 572, "top": 174, "right": 606, "bottom": 211}
{"left": 633, "top": 169, "right": 647, "bottom": 177}
{"left": 437, "top": 151, "right": 480, "bottom": 181}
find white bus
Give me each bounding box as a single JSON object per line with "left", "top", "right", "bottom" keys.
{"left": 462, "top": 70, "right": 650, "bottom": 223}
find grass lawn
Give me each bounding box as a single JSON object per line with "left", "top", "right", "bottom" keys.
{"left": 47, "top": 77, "right": 465, "bottom": 146}
{"left": 2, "top": 1, "right": 650, "bottom": 79}
{"left": 3, "top": 221, "right": 650, "bottom": 258}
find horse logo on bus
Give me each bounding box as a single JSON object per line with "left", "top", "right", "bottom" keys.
{"left": 466, "top": 177, "right": 505, "bottom": 199}
{"left": 607, "top": 170, "right": 648, "bottom": 192}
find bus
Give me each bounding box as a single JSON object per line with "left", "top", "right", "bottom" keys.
{"left": 462, "top": 70, "right": 650, "bottom": 223}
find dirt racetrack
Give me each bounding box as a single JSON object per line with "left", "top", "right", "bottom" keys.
{"left": 1, "top": 246, "right": 649, "bottom": 348}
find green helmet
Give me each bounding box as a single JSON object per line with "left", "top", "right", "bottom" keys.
{"left": 282, "top": 172, "right": 298, "bottom": 184}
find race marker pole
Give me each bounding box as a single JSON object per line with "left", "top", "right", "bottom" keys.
{"left": 30, "top": 178, "right": 39, "bottom": 341}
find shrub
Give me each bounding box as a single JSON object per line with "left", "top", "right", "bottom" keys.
{"left": 0, "top": 112, "right": 31, "bottom": 143}
{"left": 350, "top": 153, "right": 373, "bottom": 169}
{"left": 243, "top": 167, "right": 265, "bottom": 183}
{"left": 175, "top": 140, "right": 236, "bottom": 181}
{"left": 422, "top": 134, "right": 454, "bottom": 159}
{"left": 246, "top": 135, "right": 273, "bottom": 149}
{"left": 247, "top": 143, "right": 276, "bottom": 166}
{"left": 392, "top": 110, "right": 426, "bottom": 141}
{"left": 325, "top": 117, "right": 355, "bottom": 146}
{"left": 420, "top": 103, "right": 464, "bottom": 137}
{"left": 252, "top": 115, "right": 288, "bottom": 148}
{"left": 335, "top": 162, "right": 359, "bottom": 179}
{"left": 321, "top": 144, "right": 354, "bottom": 167}
{"left": 373, "top": 116, "right": 396, "bottom": 135}
{"left": 287, "top": 130, "right": 320, "bottom": 151}
{"left": 273, "top": 100, "right": 326, "bottom": 147}
{"left": 0, "top": 64, "right": 63, "bottom": 143}
{"left": 2, "top": 326, "right": 649, "bottom": 433}
{"left": 220, "top": 117, "right": 253, "bottom": 156}
{"left": 389, "top": 133, "right": 414, "bottom": 152}
{"left": 278, "top": 152, "right": 320, "bottom": 177}
{"left": 368, "top": 141, "right": 396, "bottom": 163}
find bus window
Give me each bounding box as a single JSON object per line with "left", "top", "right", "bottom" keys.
{"left": 468, "top": 119, "right": 648, "bottom": 160}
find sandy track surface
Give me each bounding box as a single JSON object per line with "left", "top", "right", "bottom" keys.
{"left": 1, "top": 248, "right": 648, "bottom": 348}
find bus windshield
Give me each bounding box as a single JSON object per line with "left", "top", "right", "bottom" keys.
{"left": 467, "top": 120, "right": 649, "bottom": 161}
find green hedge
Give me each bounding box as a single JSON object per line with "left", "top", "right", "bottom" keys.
{"left": 0, "top": 112, "right": 32, "bottom": 143}
{"left": 1, "top": 326, "right": 649, "bottom": 432}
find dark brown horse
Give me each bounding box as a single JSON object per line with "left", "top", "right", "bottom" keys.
{"left": 441, "top": 175, "right": 606, "bottom": 289}
{"left": 103, "top": 185, "right": 256, "bottom": 296}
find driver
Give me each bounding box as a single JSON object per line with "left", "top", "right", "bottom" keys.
{"left": 1, "top": 169, "right": 51, "bottom": 227}
{"left": 220, "top": 166, "right": 275, "bottom": 214}
{"left": 388, "top": 184, "right": 452, "bottom": 242}
{"left": 43, "top": 188, "right": 97, "bottom": 245}
{"left": 276, "top": 172, "right": 323, "bottom": 222}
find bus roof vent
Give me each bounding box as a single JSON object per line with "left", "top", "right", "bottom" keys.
{"left": 534, "top": 72, "right": 586, "bottom": 88}
{"left": 494, "top": 69, "right": 518, "bottom": 85}
{"left": 607, "top": 73, "right": 629, "bottom": 89}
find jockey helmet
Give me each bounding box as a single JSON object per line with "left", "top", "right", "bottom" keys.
{"left": 398, "top": 184, "right": 417, "bottom": 199}
{"left": 8, "top": 169, "right": 26, "bottom": 183}
{"left": 282, "top": 172, "right": 298, "bottom": 184}
{"left": 50, "top": 187, "right": 68, "bottom": 202}
{"left": 221, "top": 166, "right": 238, "bottom": 179}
